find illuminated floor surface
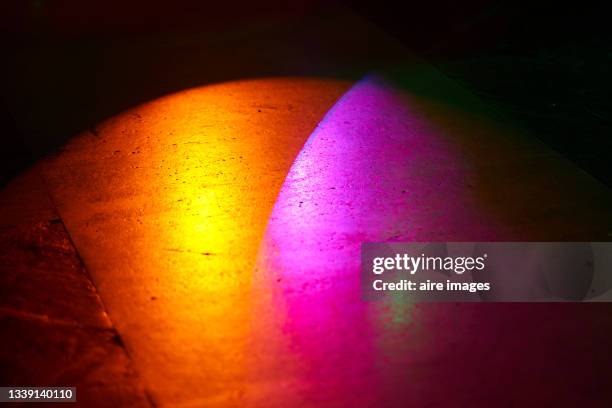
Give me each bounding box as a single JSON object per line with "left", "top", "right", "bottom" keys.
{"left": 3, "top": 72, "right": 612, "bottom": 406}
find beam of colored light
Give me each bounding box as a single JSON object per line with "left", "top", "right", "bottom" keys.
{"left": 41, "top": 78, "right": 351, "bottom": 405}
{"left": 38, "top": 68, "right": 612, "bottom": 406}
{"left": 253, "top": 74, "right": 507, "bottom": 405}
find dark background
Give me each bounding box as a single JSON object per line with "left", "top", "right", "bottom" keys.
{"left": 1, "top": 1, "right": 611, "bottom": 187}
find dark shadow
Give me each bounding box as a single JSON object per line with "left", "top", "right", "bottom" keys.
{"left": 0, "top": 109, "right": 32, "bottom": 188}
{"left": 0, "top": 2, "right": 407, "bottom": 182}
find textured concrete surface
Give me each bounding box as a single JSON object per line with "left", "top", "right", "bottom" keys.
{"left": 35, "top": 70, "right": 612, "bottom": 407}
{"left": 40, "top": 78, "right": 352, "bottom": 406}
{"left": 0, "top": 168, "right": 151, "bottom": 406}
{"left": 2, "top": 6, "right": 612, "bottom": 408}
{"left": 254, "top": 74, "right": 612, "bottom": 406}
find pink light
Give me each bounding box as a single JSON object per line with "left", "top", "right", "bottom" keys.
{"left": 253, "top": 75, "right": 504, "bottom": 404}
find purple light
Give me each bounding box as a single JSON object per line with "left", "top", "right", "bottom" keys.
{"left": 252, "top": 75, "right": 504, "bottom": 403}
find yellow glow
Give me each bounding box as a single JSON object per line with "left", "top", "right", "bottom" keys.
{"left": 42, "top": 78, "right": 351, "bottom": 405}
